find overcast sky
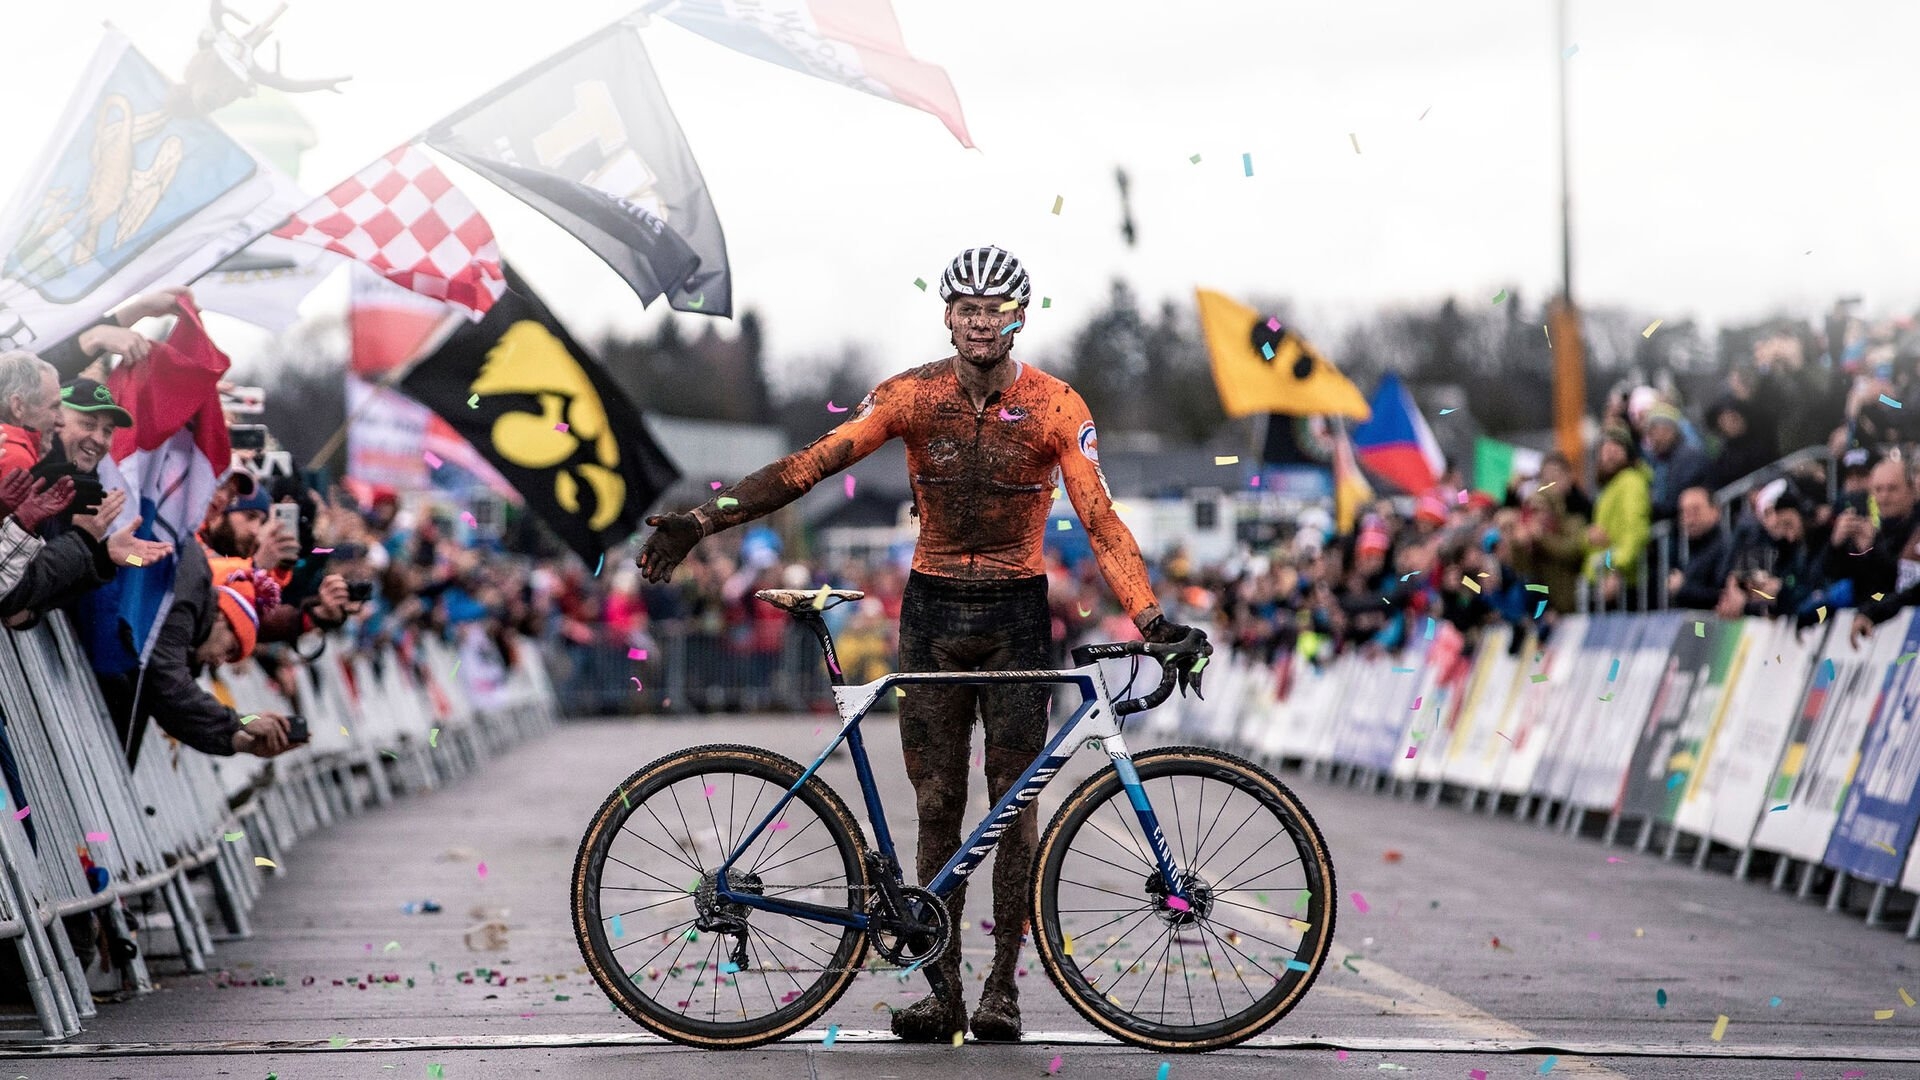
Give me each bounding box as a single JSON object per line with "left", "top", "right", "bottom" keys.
{"left": 2, "top": 0, "right": 1915, "bottom": 390}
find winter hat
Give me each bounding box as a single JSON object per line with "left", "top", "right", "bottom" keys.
{"left": 214, "top": 580, "right": 261, "bottom": 661}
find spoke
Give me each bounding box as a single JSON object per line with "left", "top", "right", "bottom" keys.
{"left": 1063, "top": 844, "right": 1157, "bottom": 882}
{"left": 604, "top": 850, "right": 695, "bottom": 897}
{"left": 604, "top": 892, "right": 696, "bottom": 920}
{"left": 620, "top": 817, "right": 701, "bottom": 877}
{"left": 746, "top": 813, "right": 825, "bottom": 876}
{"left": 1196, "top": 919, "right": 1269, "bottom": 1010}
{"left": 1199, "top": 918, "right": 1283, "bottom": 984}
{"left": 1174, "top": 926, "right": 1195, "bottom": 1026}
{"left": 1206, "top": 829, "right": 1289, "bottom": 893}
{"left": 699, "top": 773, "right": 728, "bottom": 872}
{"left": 1143, "top": 919, "right": 1176, "bottom": 1020}
{"left": 1217, "top": 855, "right": 1307, "bottom": 896}
{"left": 1192, "top": 909, "right": 1230, "bottom": 1022}
{"left": 1194, "top": 914, "right": 1306, "bottom": 958}
{"left": 1193, "top": 801, "right": 1261, "bottom": 874}
{"left": 1166, "top": 773, "right": 1190, "bottom": 865}
{"left": 639, "top": 799, "right": 702, "bottom": 872}
{"left": 1105, "top": 799, "right": 1156, "bottom": 873}
{"left": 752, "top": 841, "right": 841, "bottom": 880}
{"left": 1055, "top": 902, "right": 1157, "bottom": 944}
{"left": 1056, "top": 877, "right": 1160, "bottom": 906}
{"left": 665, "top": 783, "right": 705, "bottom": 871}
{"left": 1209, "top": 894, "right": 1309, "bottom": 921}
{"left": 1077, "top": 905, "right": 1165, "bottom": 973}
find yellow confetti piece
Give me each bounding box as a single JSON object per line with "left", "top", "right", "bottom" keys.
{"left": 1349, "top": 132, "right": 1362, "bottom": 154}
{"left": 126, "top": 555, "right": 144, "bottom": 567}
{"left": 998, "top": 299, "right": 1020, "bottom": 312}
{"left": 1710, "top": 1014, "right": 1728, "bottom": 1041}
{"left": 1051, "top": 195, "right": 1064, "bottom": 215}
{"left": 1873, "top": 841, "right": 1898, "bottom": 855}
{"left": 1750, "top": 589, "right": 1775, "bottom": 599}
{"left": 951, "top": 1030, "right": 965, "bottom": 1047}
{"left": 255, "top": 857, "right": 277, "bottom": 868}
{"left": 1876, "top": 1008, "right": 1896, "bottom": 1020}
{"left": 1063, "top": 933, "right": 1074, "bottom": 956}
{"left": 1874, "top": 593, "right": 1887, "bottom": 601}
{"left": 811, "top": 585, "right": 832, "bottom": 610}
{"left": 1643, "top": 319, "right": 1664, "bottom": 338}
{"left": 1817, "top": 606, "right": 1828, "bottom": 624}
{"left": 1214, "top": 455, "right": 1240, "bottom": 465}
{"left": 1461, "top": 576, "right": 1480, "bottom": 594}
{"left": 1901, "top": 987, "right": 1916, "bottom": 1007}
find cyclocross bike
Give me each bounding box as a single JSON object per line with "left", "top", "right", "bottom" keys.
{"left": 572, "top": 588, "right": 1336, "bottom": 1052}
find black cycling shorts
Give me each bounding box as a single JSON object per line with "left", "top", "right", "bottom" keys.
{"left": 897, "top": 570, "right": 1051, "bottom": 755}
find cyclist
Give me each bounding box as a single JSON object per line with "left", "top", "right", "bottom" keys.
{"left": 638, "top": 245, "right": 1210, "bottom": 1043}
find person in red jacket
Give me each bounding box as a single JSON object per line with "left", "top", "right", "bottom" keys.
{"left": 0, "top": 350, "right": 64, "bottom": 474}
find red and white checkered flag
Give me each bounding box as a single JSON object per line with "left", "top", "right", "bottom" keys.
{"left": 274, "top": 145, "right": 506, "bottom": 317}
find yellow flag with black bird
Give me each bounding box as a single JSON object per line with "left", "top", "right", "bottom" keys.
{"left": 1196, "top": 289, "right": 1370, "bottom": 420}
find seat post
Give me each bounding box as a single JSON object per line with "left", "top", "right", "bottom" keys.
{"left": 792, "top": 611, "right": 847, "bottom": 687}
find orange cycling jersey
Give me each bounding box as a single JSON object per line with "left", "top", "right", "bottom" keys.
{"left": 691, "top": 359, "right": 1161, "bottom": 622}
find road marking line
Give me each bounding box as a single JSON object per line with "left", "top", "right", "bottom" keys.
{"left": 5, "top": 1031, "right": 1919, "bottom": 1062}
{"left": 1333, "top": 937, "right": 1630, "bottom": 1078}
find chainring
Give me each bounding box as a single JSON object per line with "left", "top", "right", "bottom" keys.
{"left": 867, "top": 884, "right": 950, "bottom": 966}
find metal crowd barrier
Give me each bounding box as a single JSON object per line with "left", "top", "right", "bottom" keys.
{"left": 0, "top": 616, "right": 560, "bottom": 1041}
{"left": 1158, "top": 606, "right": 1920, "bottom": 946}
{"left": 546, "top": 625, "right": 847, "bottom": 717}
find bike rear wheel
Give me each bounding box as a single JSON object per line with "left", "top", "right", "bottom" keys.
{"left": 572, "top": 744, "right": 870, "bottom": 1048}
{"left": 1032, "top": 746, "right": 1336, "bottom": 1052}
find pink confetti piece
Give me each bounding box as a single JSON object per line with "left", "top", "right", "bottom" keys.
{"left": 826, "top": 400, "right": 848, "bottom": 413}
{"left": 85, "top": 831, "right": 110, "bottom": 843}
{"left": 1165, "top": 895, "right": 1191, "bottom": 912}
{"left": 1048, "top": 1053, "right": 1063, "bottom": 1075}
{"left": 1410, "top": 696, "right": 1422, "bottom": 710}
{"left": 998, "top": 408, "right": 1020, "bottom": 421}
{"left": 628, "top": 648, "right": 648, "bottom": 661}
{"left": 11, "top": 805, "right": 26, "bottom": 821}
{"left": 423, "top": 450, "right": 443, "bottom": 469}
{"left": 771, "top": 820, "right": 790, "bottom": 832}
{"left": 1471, "top": 1072, "right": 1488, "bottom": 1080}
{"left": 709, "top": 480, "right": 723, "bottom": 489}
{"left": 1336, "top": 1051, "right": 1349, "bottom": 1061}
{"left": 476, "top": 861, "right": 488, "bottom": 879}
{"left": 460, "top": 512, "right": 476, "bottom": 527}
{"left": 845, "top": 475, "right": 856, "bottom": 497}
{"left": 703, "top": 784, "right": 715, "bottom": 798}
{"left": 630, "top": 677, "right": 643, "bottom": 691}
{"left": 1351, "top": 891, "right": 1370, "bottom": 914}
{"left": 312, "top": 547, "right": 335, "bottom": 555}
{"left": 1607, "top": 856, "right": 1624, "bottom": 863}
{"left": 1405, "top": 746, "right": 1417, "bottom": 759}
{"left": 554, "top": 422, "right": 569, "bottom": 432}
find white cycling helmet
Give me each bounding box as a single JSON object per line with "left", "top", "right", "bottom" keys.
{"left": 938, "top": 245, "right": 1032, "bottom": 307}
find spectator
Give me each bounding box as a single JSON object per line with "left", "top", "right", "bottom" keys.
{"left": 1719, "top": 483, "right": 1814, "bottom": 619}
{"left": 1644, "top": 403, "right": 1711, "bottom": 523}
{"left": 1508, "top": 486, "right": 1585, "bottom": 614}
{"left": 1585, "top": 426, "right": 1653, "bottom": 607}
{"left": 1537, "top": 451, "right": 1593, "bottom": 521}
{"left": 1839, "top": 447, "right": 1875, "bottom": 499}
{"left": 1667, "top": 487, "right": 1729, "bottom": 610}
{"left": 0, "top": 351, "right": 63, "bottom": 472}
{"left": 1702, "top": 396, "right": 1774, "bottom": 494}
{"left": 1821, "top": 457, "right": 1916, "bottom": 609}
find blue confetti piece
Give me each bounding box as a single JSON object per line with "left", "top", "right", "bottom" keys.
{"left": 1439, "top": 408, "right": 1456, "bottom": 415}
{"left": 1604, "top": 550, "right": 1613, "bottom": 569}
{"left": 720, "top": 961, "right": 739, "bottom": 974}
{"left": 1284, "top": 959, "right": 1312, "bottom": 972}
{"left": 594, "top": 554, "right": 604, "bottom": 576}
{"left": 824, "top": 1024, "right": 841, "bottom": 1045}
{"left": 1158, "top": 1063, "right": 1172, "bottom": 1080}
{"left": 1000, "top": 320, "right": 1023, "bottom": 336}
{"left": 1533, "top": 599, "right": 1547, "bottom": 618}
{"left": 1242, "top": 152, "right": 1253, "bottom": 176}
{"left": 1540, "top": 1055, "right": 1558, "bottom": 1074}
{"left": 1881, "top": 393, "right": 1903, "bottom": 409}
{"left": 1769, "top": 996, "right": 1782, "bottom": 1008}
{"left": 1424, "top": 617, "right": 1436, "bottom": 640}
{"left": 1392, "top": 666, "right": 1416, "bottom": 673}
{"left": 610, "top": 915, "right": 624, "bottom": 938}
{"left": 1666, "top": 773, "right": 1684, "bottom": 790}
{"left": 1607, "top": 658, "right": 1620, "bottom": 682}
{"left": 1823, "top": 658, "right": 1836, "bottom": 680}
{"left": 1769, "top": 804, "right": 1789, "bottom": 813}
{"left": 1261, "top": 341, "right": 1274, "bottom": 359}
{"left": 1563, "top": 44, "right": 1580, "bottom": 59}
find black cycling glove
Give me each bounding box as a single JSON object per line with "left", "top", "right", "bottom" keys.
{"left": 1140, "top": 614, "right": 1213, "bottom": 699}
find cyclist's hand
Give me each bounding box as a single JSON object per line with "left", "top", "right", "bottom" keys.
{"left": 1141, "top": 615, "right": 1213, "bottom": 700}
{"left": 637, "top": 512, "right": 702, "bottom": 583}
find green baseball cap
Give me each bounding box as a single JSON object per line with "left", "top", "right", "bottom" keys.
{"left": 60, "top": 377, "right": 132, "bottom": 426}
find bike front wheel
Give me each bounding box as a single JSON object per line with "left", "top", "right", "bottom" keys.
{"left": 1032, "top": 746, "right": 1336, "bottom": 1052}
{"left": 572, "top": 744, "right": 870, "bottom": 1048}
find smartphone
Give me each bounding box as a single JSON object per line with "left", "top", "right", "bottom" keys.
{"left": 230, "top": 425, "right": 268, "bottom": 452}
{"left": 270, "top": 501, "right": 301, "bottom": 536}
{"left": 1844, "top": 491, "right": 1872, "bottom": 516}
{"left": 347, "top": 580, "right": 375, "bottom": 603}
{"left": 284, "top": 715, "right": 311, "bottom": 746}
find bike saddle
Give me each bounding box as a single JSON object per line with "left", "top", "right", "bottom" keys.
{"left": 754, "top": 588, "right": 865, "bottom": 613}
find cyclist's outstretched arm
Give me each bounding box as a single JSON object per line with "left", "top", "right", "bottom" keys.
{"left": 1054, "top": 388, "right": 1163, "bottom": 633}
{"left": 691, "top": 384, "right": 900, "bottom": 536}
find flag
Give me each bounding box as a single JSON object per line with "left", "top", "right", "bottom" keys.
{"left": 345, "top": 375, "right": 519, "bottom": 500}
{"left": 273, "top": 145, "right": 506, "bottom": 318}
{"left": 400, "top": 270, "right": 680, "bottom": 562}
{"left": 79, "top": 299, "right": 232, "bottom": 675}
{"left": 1351, "top": 373, "right": 1445, "bottom": 496}
{"left": 1332, "top": 418, "right": 1374, "bottom": 535}
{"left": 0, "top": 31, "right": 307, "bottom": 352}
{"left": 1472, "top": 436, "right": 1546, "bottom": 500}
{"left": 426, "top": 20, "right": 729, "bottom": 316}
{"left": 191, "top": 235, "right": 336, "bottom": 333}
{"left": 649, "top": 0, "right": 973, "bottom": 148}
{"left": 350, "top": 264, "right": 452, "bottom": 377}
{"left": 1196, "top": 289, "right": 1370, "bottom": 420}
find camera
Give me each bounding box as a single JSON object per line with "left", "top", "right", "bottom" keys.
{"left": 347, "top": 581, "right": 375, "bottom": 604}
{"left": 230, "top": 425, "right": 268, "bottom": 452}
{"left": 285, "top": 715, "right": 311, "bottom": 745}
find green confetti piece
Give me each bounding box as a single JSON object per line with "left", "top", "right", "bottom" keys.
{"left": 1041, "top": 297, "right": 1052, "bottom": 308}
{"left": 239, "top": 714, "right": 257, "bottom": 726}
{"left": 1530, "top": 674, "right": 1548, "bottom": 683}
{"left": 1656, "top": 988, "right": 1668, "bottom": 1008}
{"left": 466, "top": 394, "right": 479, "bottom": 408}
{"left": 429, "top": 1066, "right": 445, "bottom": 1079}
{"left": 716, "top": 497, "right": 739, "bottom": 509}
{"left": 1694, "top": 622, "right": 1705, "bottom": 637}
{"left": 913, "top": 278, "right": 927, "bottom": 291}
{"left": 1057, "top": 520, "right": 1072, "bottom": 530}
{"left": 1526, "top": 583, "right": 1549, "bottom": 593}
{"left": 330, "top": 1035, "right": 348, "bottom": 1047}
{"left": 1189, "top": 153, "right": 1202, "bottom": 164}
{"left": 1492, "top": 289, "right": 1508, "bottom": 304}
{"left": 429, "top": 728, "right": 440, "bottom": 748}
{"left": 223, "top": 831, "right": 244, "bottom": 842}
{"left": 1899, "top": 653, "right": 1918, "bottom": 666}
{"left": 1192, "top": 656, "right": 1209, "bottom": 673}
{"left": 383, "top": 941, "right": 401, "bottom": 952}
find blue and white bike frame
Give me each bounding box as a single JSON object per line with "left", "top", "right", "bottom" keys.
{"left": 711, "top": 640, "right": 1186, "bottom": 927}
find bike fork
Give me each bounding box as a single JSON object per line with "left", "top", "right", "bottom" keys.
{"left": 1107, "top": 748, "right": 1188, "bottom": 903}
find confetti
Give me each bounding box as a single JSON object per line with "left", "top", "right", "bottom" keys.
{"left": 1903, "top": 988, "right": 1917, "bottom": 1007}
{"left": 1351, "top": 891, "right": 1370, "bottom": 914}
{"left": 1405, "top": 746, "right": 1417, "bottom": 759}
{"left": 1710, "top": 1014, "right": 1729, "bottom": 1041}
{"left": 913, "top": 278, "right": 927, "bottom": 291}
{"left": 845, "top": 475, "right": 856, "bottom": 497}
{"left": 1048, "top": 1053, "right": 1063, "bottom": 1074}
{"left": 1188, "top": 153, "right": 1201, "bottom": 164}
{"left": 1882, "top": 393, "right": 1904, "bottom": 410}
{"left": 1461, "top": 575, "right": 1480, "bottom": 593}
{"left": 1471, "top": 1072, "right": 1488, "bottom": 1080}
{"left": 1057, "top": 520, "right": 1071, "bottom": 530}
{"left": 1157, "top": 1064, "right": 1170, "bottom": 1080}
{"left": 826, "top": 400, "right": 848, "bottom": 412}
{"left": 1539, "top": 1057, "right": 1558, "bottom": 1074}
{"left": 1284, "top": 959, "right": 1312, "bottom": 972}
{"left": 429, "top": 1066, "right": 445, "bottom": 1079}
{"left": 1694, "top": 622, "right": 1705, "bottom": 637}
{"left": 477, "top": 862, "right": 488, "bottom": 879}
{"left": 1642, "top": 319, "right": 1663, "bottom": 338}
{"left": 1392, "top": 666, "right": 1416, "bottom": 673}
{"left": 1769, "top": 804, "right": 1788, "bottom": 813}
{"left": 10, "top": 805, "right": 27, "bottom": 821}
{"left": 1492, "top": 289, "right": 1508, "bottom": 304}
{"left": 1348, "top": 132, "right": 1361, "bottom": 154}
{"left": 1041, "top": 297, "right": 1052, "bottom": 308}
{"left": 1770, "top": 996, "right": 1782, "bottom": 1007}
{"left": 85, "top": 830, "right": 109, "bottom": 842}
{"left": 822, "top": 1023, "right": 841, "bottom": 1046}
{"left": 952, "top": 1031, "right": 965, "bottom": 1047}
{"left": 255, "top": 857, "right": 276, "bottom": 868}
{"left": 1656, "top": 988, "right": 1667, "bottom": 1007}
{"left": 1214, "top": 455, "right": 1240, "bottom": 465}
{"left": 223, "top": 831, "right": 243, "bottom": 842}
{"left": 554, "top": 422, "right": 569, "bottom": 432}
{"left": 1530, "top": 674, "right": 1548, "bottom": 684}
{"left": 423, "top": 450, "right": 443, "bottom": 469}
{"left": 1873, "top": 841, "right": 1898, "bottom": 855}
{"left": 1563, "top": 43, "right": 1580, "bottom": 59}
{"left": 717, "top": 497, "right": 739, "bottom": 509}
{"left": 1051, "top": 195, "right": 1064, "bottom": 215}
{"left": 772, "top": 820, "right": 791, "bottom": 832}
{"left": 720, "top": 961, "right": 739, "bottom": 974}
{"left": 998, "top": 299, "right": 1021, "bottom": 312}
{"left": 1000, "top": 320, "right": 1022, "bottom": 335}
{"left": 1875, "top": 1008, "right": 1896, "bottom": 1020}
{"left": 1240, "top": 152, "right": 1255, "bottom": 176}
{"left": 126, "top": 555, "right": 143, "bottom": 566}
{"left": 1607, "top": 659, "right": 1620, "bottom": 681}
{"left": 628, "top": 648, "right": 648, "bottom": 661}
{"left": 1166, "top": 895, "right": 1191, "bottom": 912}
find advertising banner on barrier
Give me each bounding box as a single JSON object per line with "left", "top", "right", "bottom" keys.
{"left": 1498, "top": 615, "right": 1588, "bottom": 797}
{"left": 1669, "top": 621, "right": 1759, "bottom": 839}
{"left": 1752, "top": 615, "right": 1908, "bottom": 862}
{"left": 1826, "top": 612, "right": 1920, "bottom": 884}
{"left": 1572, "top": 612, "right": 1684, "bottom": 812}
{"left": 1285, "top": 652, "right": 1354, "bottom": 763}
{"left": 1705, "top": 619, "right": 1819, "bottom": 848}
{"left": 1618, "top": 617, "right": 1745, "bottom": 824}
{"left": 1436, "top": 624, "right": 1519, "bottom": 790}
{"left": 1332, "top": 636, "right": 1427, "bottom": 772}
{"left": 1534, "top": 614, "right": 1628, "bottom": 803}
{"left": 1399, "top": 621, "right": 1467, "bottom": 783}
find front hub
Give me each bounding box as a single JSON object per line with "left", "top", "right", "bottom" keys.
{"left": 1146, "top": 870, "right": 1215, "bottom": 926}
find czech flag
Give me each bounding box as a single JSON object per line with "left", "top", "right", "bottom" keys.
{"left": 1350, "top": 373, "right": 1444, "bottom": 496}
{"left": 650, "top": 0, "right": 973, "bottom": 147}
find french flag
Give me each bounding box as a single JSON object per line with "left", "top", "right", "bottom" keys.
{"left": 1350, "top": 373, "right": 1445, "bottom": 496}
{"left": 651, "top": 0, "right": 973, "bottom": 147}
{"left": 81, "top": 300, "right": 232, "bottom": 673}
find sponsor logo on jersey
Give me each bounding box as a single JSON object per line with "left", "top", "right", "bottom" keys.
{"left": 852, "top": 391, "right": 877, "bottom": 421}
{"left": 1077, "top": 420, "right": 1099, "bottom": 462}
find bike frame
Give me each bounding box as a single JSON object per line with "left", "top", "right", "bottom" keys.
{"left": 713, "top": 611, "right": 1185, "bottom": 931}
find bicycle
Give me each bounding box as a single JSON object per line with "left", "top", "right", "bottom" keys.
{"left": 572, "top": 588, "right": 1336, "bottom": 1052}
